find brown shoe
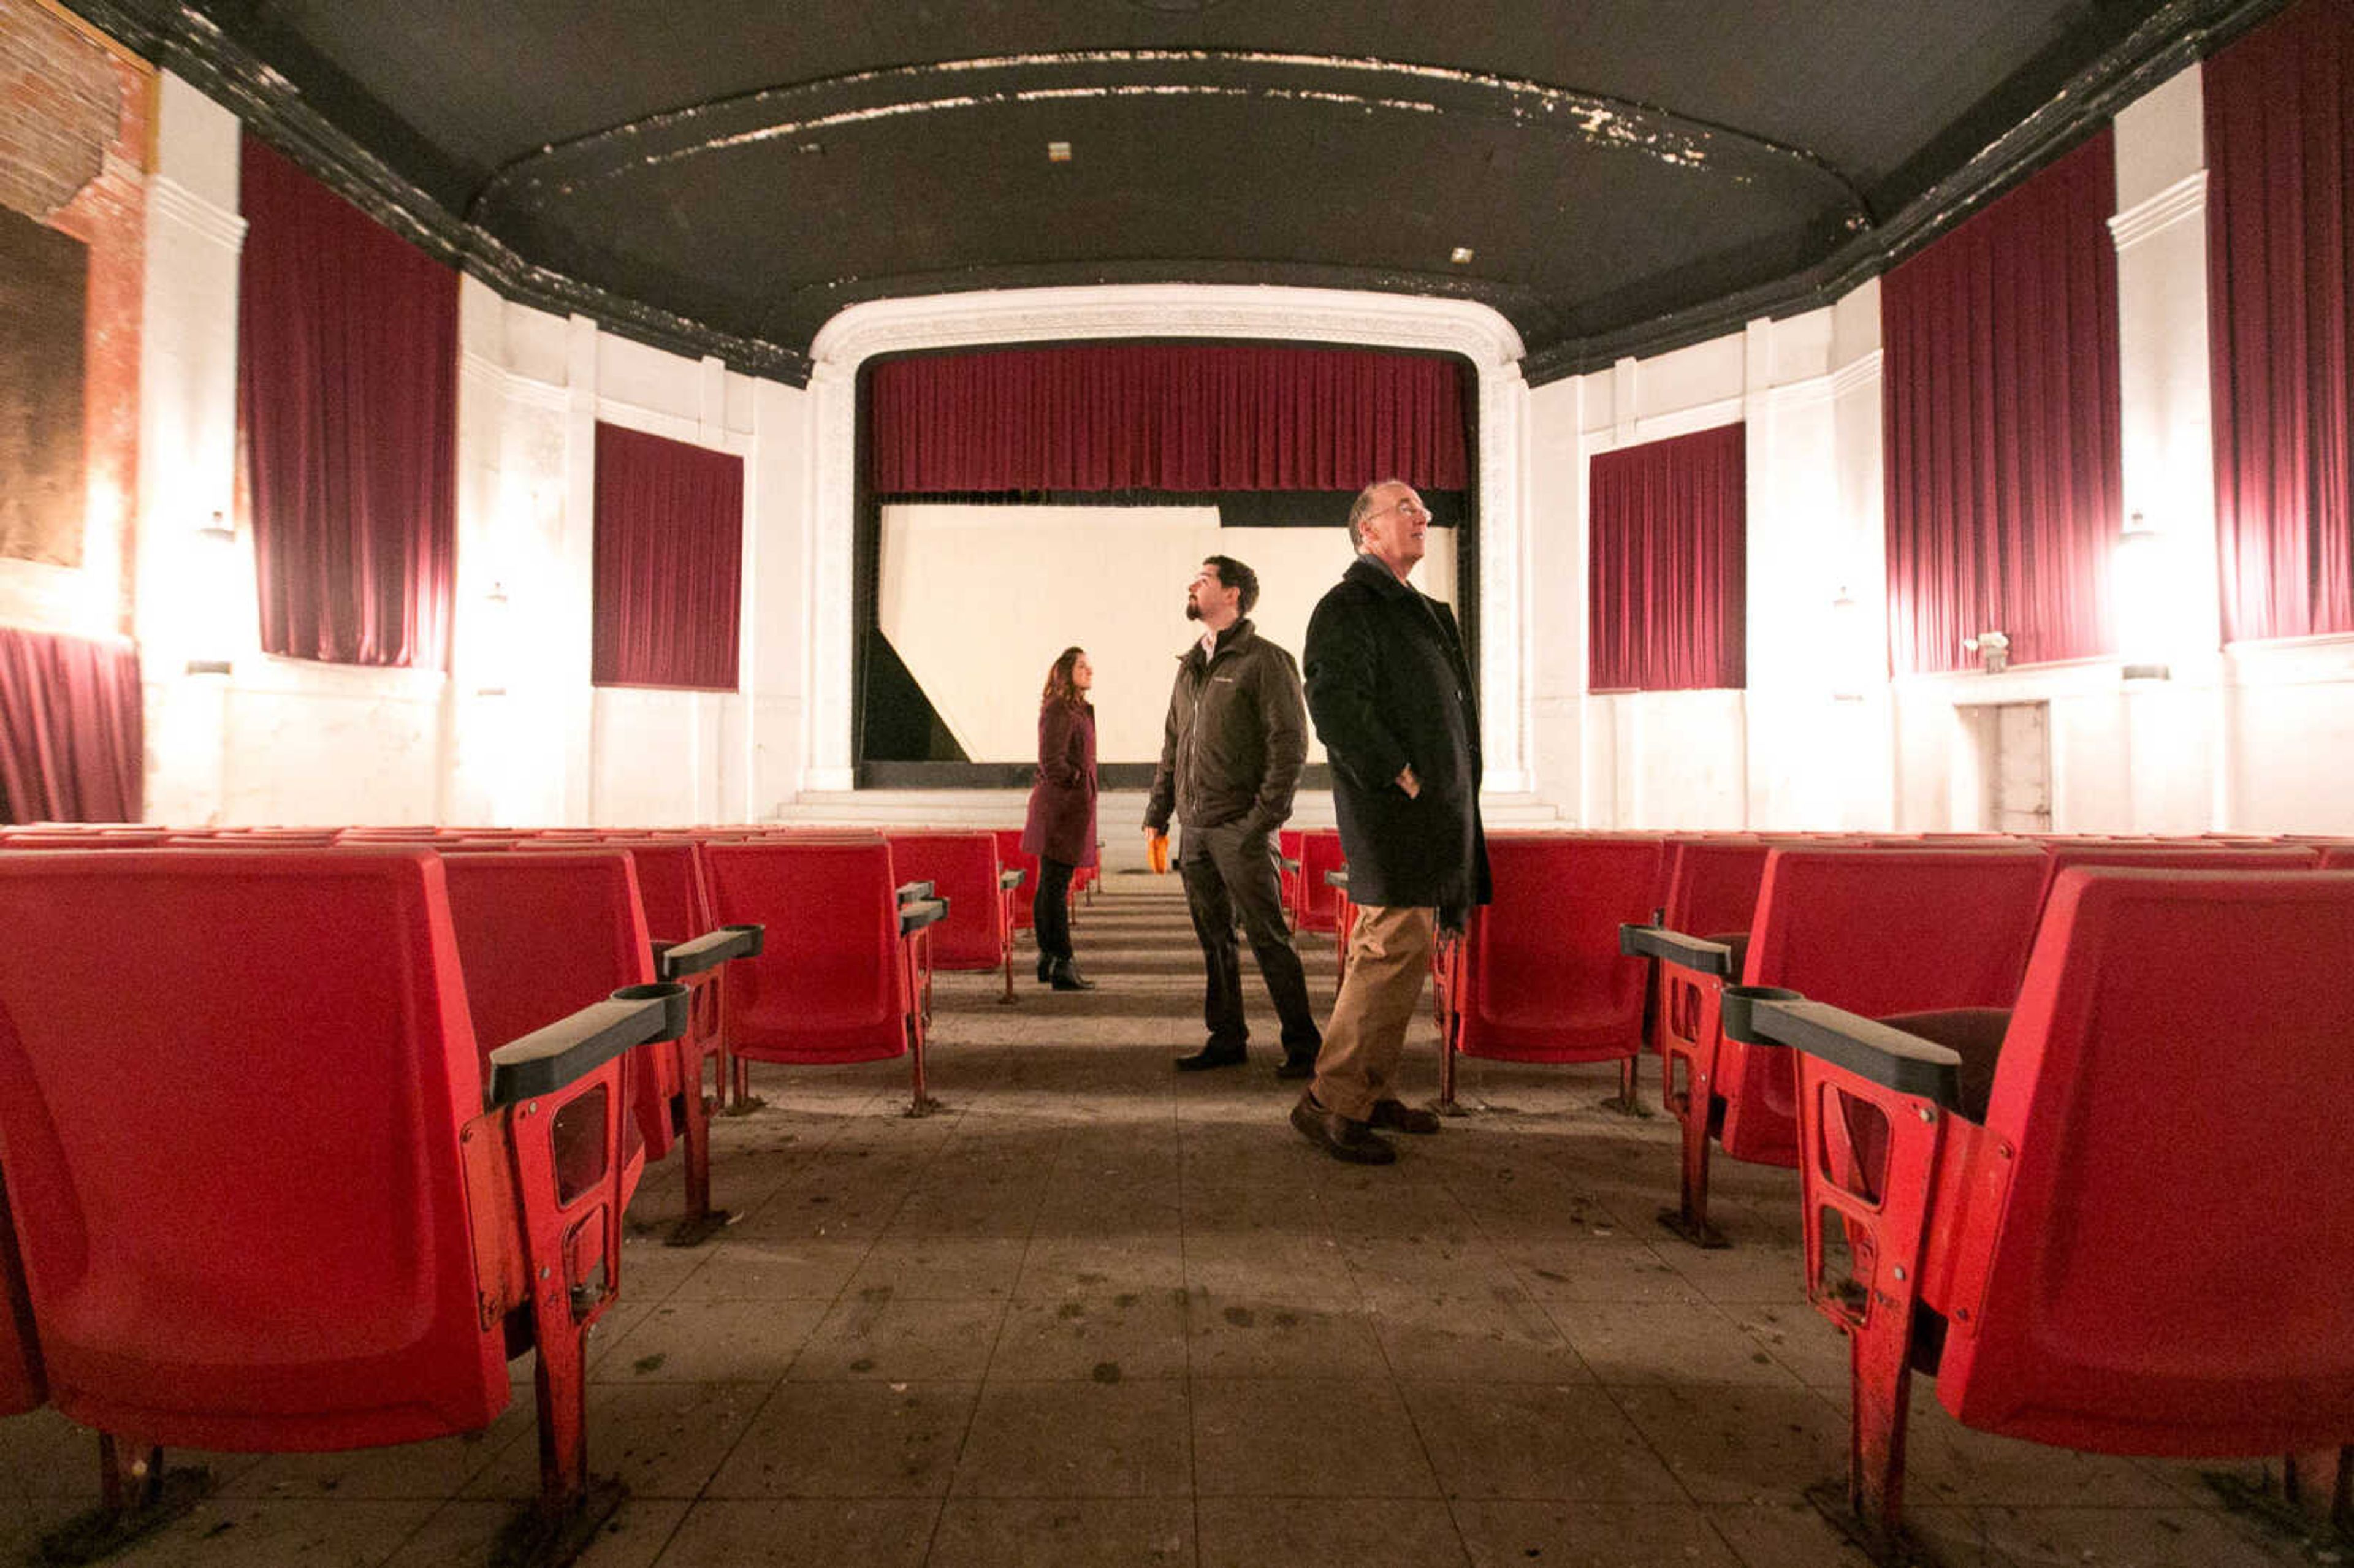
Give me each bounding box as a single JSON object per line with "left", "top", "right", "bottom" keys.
{"left": 1368, "top": 1098, "right": 1441, "bottom": 1135}
{"left": 1289, "top": 1094, "right": 1397, "bottom": 1165}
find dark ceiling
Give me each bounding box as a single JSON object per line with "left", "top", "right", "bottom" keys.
{"left": 80, "top": 0, "right": 2280, "bottom": 384}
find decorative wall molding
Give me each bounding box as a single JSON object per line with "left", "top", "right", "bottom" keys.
{"left": 460, "top": 350, "right": 571, "bottom": 414}
{"left": 2108, "top": 169, "right": 2209, "bottom": 252}
{"left": 145, "top": 173, "right": 245, "bottom": 251}
{"left": 1828, "top": 349, "right": 1885, "bottom": 402}
{"left": 802, "top": 283, "right": 1531, "bottom": 797}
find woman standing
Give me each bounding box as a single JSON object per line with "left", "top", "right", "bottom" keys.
{"left": 1021, "top": 646, "right": 1099, "bottom": 991}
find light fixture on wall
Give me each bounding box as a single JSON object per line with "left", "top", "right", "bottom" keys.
{"left": 2115, "top": 511, "right": 2173, "bottom": 681}
{"left": 1962, "top": 629, "right": 2009, "bottom": 675}
{"left": 184, "top": 511, "right": 238, "bottom": 677}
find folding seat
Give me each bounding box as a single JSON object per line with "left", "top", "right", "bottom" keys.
{"left": 1292, "top": 828, "right": 1347, "bottom": 933}
{"left": 588, "top": 840, "right": 764, "bottom": 1244}
{"left": 2032, "top": 841, "right": 2317, "bottom": 916}
{"left": 0, "top": 1178, "right": 40, "bottom": 1420}
{"left": 1434, "top": 835, "right": 1664, "bottom": 1113}
{"left": 0, "top": 849, "right": 684, "bottom": 1553}
{"left": 2317, "top": 845, "right": 2354, "bottom": 871}
{"left": 1725, "top": 867, "right": 2354, "bottom": 1556}
{"left": 990, "top": 828, "right": 1040, "bottom": 932}
{"left": 1278, "top": 828, "right": 1305, "bottom": 915}
{"left": 886, "top": 831, "right": 1018, "bottom": 1002}
{"left": 1624, "top": 848, "right": 2046, "bottom": 1247}
{"left": 701, "top": 838, "right": 950, "bottom": 1116}
{"left": 1641, "top": 839, "right": 1770, "bottom": 1054}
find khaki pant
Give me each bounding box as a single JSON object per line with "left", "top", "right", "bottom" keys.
{"left": 1309, "top": 904, "right": 1436, "bottom": 1123}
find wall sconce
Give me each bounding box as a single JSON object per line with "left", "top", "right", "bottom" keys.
{"left": 2114, "top": 512, "right": 2173, "bottom": 681}
{"left": 184, "top": 511, "right": 238, "bottom": 677}
{"left": 1962, "top": 629, "right": 2009, "bottom": 674}
{"left": 473, "top": 580, "right": 514, "bottom": 697}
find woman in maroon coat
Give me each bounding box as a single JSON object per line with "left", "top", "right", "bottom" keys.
{"left": 1021, "top": 647, "right": 1099, "bottom": 990}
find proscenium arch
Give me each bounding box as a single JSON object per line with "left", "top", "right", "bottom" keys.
{"left": 799, "top": 284, "right": 1528, "bottom": 797}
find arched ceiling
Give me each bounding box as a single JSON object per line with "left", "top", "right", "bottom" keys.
{"left": 80, "top": 0, "right": 2279, "bottom": 383}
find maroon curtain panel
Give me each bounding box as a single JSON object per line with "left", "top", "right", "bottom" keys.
{"left": 2206, "top": 0, "right": 2353, "bottom": 644}
{"left": 592, "top": 422, "right": 744, "bottom": 690}
{"left": 1882, "top": 131, "right": 2124, "bottom": 676}
{"left": 868, "top": 343, "right": 1469, "bottom": 493}
{"left": 237, "top": 137, "right": 457, "bottom": 669}
{"left": 0, "top": 627, "right": 143, "bottom": 824}
{"left": 1587, "top": 423, "right": 1748, "bottom": 691}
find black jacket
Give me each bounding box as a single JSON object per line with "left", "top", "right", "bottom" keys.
{"left": 1302, "top": 555, "right": 1491, "bottom": 913}
{"left": 1144, "top": 618, "right": 1308, "bottom": 836}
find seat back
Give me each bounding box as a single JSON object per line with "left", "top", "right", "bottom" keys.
{"left": 991, "top": 828, "right": 1041, "bottom": 929}
{"left": 1295, "top": 829, "right": 1347, "bottom": 932}
{"left": 0, "top": 850, "right": 507, "bottom": 1449}
{"left": 703, "top": 838, "right": 912, "bottom": 1063}
{"left": 1721, "top": 848, "right": 2046, "bottom": 1162}
{"left": 440, "top": 852, "right": 657, "bottom": 1062}
{"left": 0, "top": 1174, "right": 40, "bottom": 1416}
{"left": 885, "top": 831, "right": 1007, "bottom": 970}
{"left": 1662, "top": 839, "right": 1771, "bottom": 940}
{"left": 1941, "top": 868, "right": 2354, "bottom": 1453}
{"left": 2321, "top": 845, "right": 2354, "bottom": 871}
{"left": 2034, "top": 842, "right": 2317, "bottom": 916}
{"left": 603, "top": 839, "right": 714, "bottom": 948}
{"left": 1457, "top": 835, "right": 1662, "bottom": 1061}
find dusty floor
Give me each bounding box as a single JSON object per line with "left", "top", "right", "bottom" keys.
{"left": 0, "top": 875, "right": 2325, "bottom": 1566}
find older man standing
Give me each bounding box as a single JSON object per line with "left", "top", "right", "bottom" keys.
{"left": 1145, "top": 554, "right": 1324, "bottom": 1076}
{"left": 1293, "top": 479, "right": 1490, "bottom": 1163}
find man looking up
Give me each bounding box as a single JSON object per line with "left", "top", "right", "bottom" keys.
{"left": 1145, "top": 555, "right": 1322, "bottom": 1076}
{"left": 1293, "top": 480, "right": 1490, "bottom": 1163}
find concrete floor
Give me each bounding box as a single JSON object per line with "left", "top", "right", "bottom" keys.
{"left": 0, "top": 875, "right": 2323, "bottom": 1567}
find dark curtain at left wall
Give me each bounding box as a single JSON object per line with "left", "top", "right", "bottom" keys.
{"left": 0, "top": 628, "right": 143, "bottom": 823}
{"left": 238, "top": 137, "right": 457, "bottom": 669}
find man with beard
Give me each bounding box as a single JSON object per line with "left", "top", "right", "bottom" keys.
{"left": 1144, "top": 555, "right": 1323, "bottom": 1076}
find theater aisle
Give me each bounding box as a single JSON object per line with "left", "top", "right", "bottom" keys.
{"left": 0, "top": 875, "right": 2309, "bottom": 1567}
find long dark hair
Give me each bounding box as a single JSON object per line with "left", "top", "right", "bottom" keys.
{"left": 1041, "top": 646, "right": 1088, "bottom": 709}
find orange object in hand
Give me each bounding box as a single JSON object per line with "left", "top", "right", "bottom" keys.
{"left": 1148, "top": 832, "right": 1170, "bottom": 874}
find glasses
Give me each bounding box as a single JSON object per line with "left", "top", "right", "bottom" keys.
{"left": 1367, "top": 497, "right": 1428, "bottom": 521}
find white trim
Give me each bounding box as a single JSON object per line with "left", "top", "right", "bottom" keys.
{"left": 801, "top": 283, "right": 1530, "bottom": 797}
{"left": 2108, "top": 170, "right": 2208, "bottom": 253}
{"left": 145, "top": 174, "right": 245, "bottom": 253}
{"left": 1829, "top": 349, "right": 1884, "bottom": 402}
{"left": 593, "top": 395, "right": 752, "bottom": 455}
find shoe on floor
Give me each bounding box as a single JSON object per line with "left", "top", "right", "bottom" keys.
{"left": 1368, "top": 1098, "right": 1441, "bottom": 1135}
{"left": 1035, "top": 953, "right": 1054, "bottom": 983}
{"left": 1175, "top": 1044, "right": 1246, "bottom": 1072}
{"left": 1048, "top": 958, "right": 1097, "bottom": 991}
{"left": 1290, "top": 1093, "right": 1397, "bottom": 1165}
{"left": 1275, "top": 1052, "right": 1319, "bottom": 1081}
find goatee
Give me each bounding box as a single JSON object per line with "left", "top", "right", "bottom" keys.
{"left": 1184, "top": 600, "right": 1203, "bottom": 621}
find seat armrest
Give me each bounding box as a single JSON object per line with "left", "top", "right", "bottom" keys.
{"left": 900, "top": 896, "right": 949, "bottom": 935}
{"left": 1324, "top": 869, "right": 1349, "bottom": 891}
{"left": 999, "top": 869, "right": 1026, "bottom": 891}
{"left": 896, "top": 880, "right": 935, "bottom": 904}
{"left": 655, "top": 922, "right": 766, "bottom": 980}
{"left": 1280, "top": 856, "right": 1301, "bottom": 873}
{"left": 489, "top": 982, "right": 691, "bottom": 1104}
{"left": 1725, "top": 994, "right": 1963, "bottom": 1108}
{"left": 1618, "top": 923, "right": 1734, "bottom": 975}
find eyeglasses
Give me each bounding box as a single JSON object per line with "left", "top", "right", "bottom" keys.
{"left": 1366, "top": 497, "right": 1429, "bottom": 521}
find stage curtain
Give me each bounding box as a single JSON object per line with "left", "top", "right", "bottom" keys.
{"left": 868, "top": 344, "right": 1469, "bottom": 493}
{"left": 0, "top": 627, "right": 143, "bottom": 824}
{"left": 592, "top": 422, "right": 744, "bottom": 690}
{"left": 237, "top": 136, "right": 457, "bottom": 669}
{"left": 1587, "top": 423, "right": 1748, "bottom": 691}
{"left": 2206, "top": 0, "right": 2353, "bottom": 643}
{"left": 1882, "top": 131, "right": 2124, "bottom": 676}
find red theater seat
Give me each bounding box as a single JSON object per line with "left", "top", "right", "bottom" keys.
{"left": 1293, "top": 829, "right": 1346, "bottom": 934}
{"left": 1625, "top": 848, "right": 2046, "bottom": 1247}
{"left": 0, "top": 1177, "right": 40, "bottom": 1419}
{"left": 2032, "top": 841, "right": 2317, "bottom": 913}
{"left": 0, "top": 849, "right": 684, "bottom": 1545}
{"left": 991, "top": 829, "right": 1040, "bottom": 931}
{"left": 701, "top": 837, "right": 949, "bottom": 1116}
{"left": 1726, "top": 867, "right": 2354, "bottom": 1555}
{"left": 1434, "top": 835, "right": 1663, "bottom": 1112}
{"left": 887, "top": 831, "right": 1018, "bottom": 1002}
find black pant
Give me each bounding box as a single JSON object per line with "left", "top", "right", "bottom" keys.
{"left": 1034, "top": 856, "right": 1077, "bottom": 962}
{"left": 1178, "top": 821, "right": 1322, "bottom": 1054}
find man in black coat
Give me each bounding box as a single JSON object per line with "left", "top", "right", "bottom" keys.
{"left": 1293, "top": 479, "right": 1491, "bottom": 1163}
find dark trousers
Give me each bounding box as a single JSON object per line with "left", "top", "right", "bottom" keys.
{"left": 1034, "top": 856, "right": 1076, "bottom": 962}
{"left": 1178, "top": 821, "right": 1322, "bottom": 1055}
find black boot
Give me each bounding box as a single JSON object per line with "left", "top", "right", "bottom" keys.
{"left": 1048, "top": 957, "right": 1097, "bottom": 991}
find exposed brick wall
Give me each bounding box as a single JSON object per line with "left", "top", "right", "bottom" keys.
{"left": 0, "top": 0, "right": 148, "bottom": 635}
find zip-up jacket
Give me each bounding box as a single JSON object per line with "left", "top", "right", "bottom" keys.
{"left": 1143, "top": 618, "right": 1308, "bottom": 837}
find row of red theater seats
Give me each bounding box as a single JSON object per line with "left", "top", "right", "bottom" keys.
{"left": 0, "top": 823, "right": 1070, "bottom": 1556}
{"left": 1305, "top": 828, "right": 2353, "bottom": 1551}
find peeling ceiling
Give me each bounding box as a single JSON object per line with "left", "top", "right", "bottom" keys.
{"left": 80, "top": 0, "right": 2279, "bottom": 382}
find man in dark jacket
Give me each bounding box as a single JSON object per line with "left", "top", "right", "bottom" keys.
{"left": 1145, "top": 555, "right": 1323, "bottom": 1075}
{"left": 1293, "top": 479, "right": 1491, "bottom": 1163}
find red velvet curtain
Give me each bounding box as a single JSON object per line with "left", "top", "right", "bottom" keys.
{"left": 2206, "top": 0, "right": 2353, "bottom": 644}
{"left": 238, "top": 137, "right": 457, "bottom": 669}
{"left": 1882, "top": 131, "right": 2124, "bottom": 676}
{"left": 0, "top": 627, "right": 143, "bottom": 824}
{"left": 1587, "top": 423, "right": 1748, "bottom": 691}
{"left": 868, "top": 344, "right": 1469, "bottom": 492}
{"left": 592, "top": 422, "right": 744, "bottom": 690}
